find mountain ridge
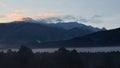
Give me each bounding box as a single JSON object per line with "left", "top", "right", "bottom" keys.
{"left": 35, "top": 27, "right": 120, "bottom": 48}
{"left": 0, "top": 21, "right": 104, "bottom": 48}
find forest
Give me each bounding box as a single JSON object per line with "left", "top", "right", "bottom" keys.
{"left": 0, "top": 46, "right": 120, "bottom": 68}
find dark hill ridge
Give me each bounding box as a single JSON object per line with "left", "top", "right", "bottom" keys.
{"left": 46, "top": 22, "right": 102, "bottom": 31}
{"left": 66, "top": 27, "right": 120, "bottom": 47}
{"left": 0, "top": 21, "right": 103, "bottom": 48}
{"left": 36, "top": 28, "right": 120, "bottom": 48}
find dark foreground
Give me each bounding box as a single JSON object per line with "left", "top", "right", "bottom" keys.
{"left": 0, "top": 46, "right": 120, "bottom": 68}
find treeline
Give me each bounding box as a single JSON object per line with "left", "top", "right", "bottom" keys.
{"left": 0, "top": 46, "right": 120, "bottom": 68}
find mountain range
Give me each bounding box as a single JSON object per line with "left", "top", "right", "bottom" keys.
{"left": 37, "top": 28, "right": 120, "bottom": 48}
{"left": 0, "top": 20, "right": 105, "bottom": 48}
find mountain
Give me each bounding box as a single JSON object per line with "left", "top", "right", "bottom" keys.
{"left": 36, "top": 28, "right": 120, "bottom": 48}
{"left": 47, "top": 22, "right": 102, "bottom": 31}
{"left": 0, "top": 20, "right": 104, "bottom": 48}
{"left": 23, "top": 17, "right": 105, "bottom": 31}
{"left": 65, "top": 27, "right": 120, "bottom": 47}
{"left": 0, "top": 22, "right": 67, "bottom": 48}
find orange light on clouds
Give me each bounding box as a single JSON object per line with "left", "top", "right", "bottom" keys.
{"left": 5, "top": 13, "right": 25, "bottom": 20}
{"left": 0, "top": 12, "right": 61, "bottom": 23}
{"left": 14, "top": 9, "right": 31, "bottom": 13}
{"left": 36, "top": 13, "right": 60, "bottom": 18}
{"left": 0, "top": 20, "right": 6, "bottom": 23}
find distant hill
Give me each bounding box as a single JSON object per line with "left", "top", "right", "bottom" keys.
{"left": 65, "top": 28, "right": 120, "bottom": 47}
{"left": 36, "top": 28, "right": 120, "bottom": 48}
{"left": 0, "top": 21, "right": 104, "bottom": 48}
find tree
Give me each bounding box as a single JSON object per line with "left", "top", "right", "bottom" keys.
{"left": 17, "top": 46, "right": 33, "bottom": 68}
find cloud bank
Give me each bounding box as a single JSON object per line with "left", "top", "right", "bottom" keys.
{"left": 14, "top": 9, "right": 31, "bottom": 13}
{"left": 36, "top": 13, "right": 60, "bottom": 18}
{"left": 0, "top": 20, "right": 6, "bottom": 23}
{"left": 0, "top": 2, "right": 7, "bottom": 7}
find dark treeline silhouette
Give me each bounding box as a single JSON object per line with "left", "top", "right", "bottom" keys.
{"left": 0, "top": 46, "right": 120, "bottom": 68}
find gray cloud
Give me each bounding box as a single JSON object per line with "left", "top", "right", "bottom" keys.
{"left": 90, "top": 15, "right": 103, "bottom": 23}
{"left": 78, "top": 15, "right": 103, "bottom": 23}
{"left": 0, "top": 15, "right": 6, "bottom": 18}
{"left": 37, "top": 15, "right": 103, "bottom": 23}
{"left": 0, "top": 2, "right": 7, "bottom": 7}
{"left": 78, "top": 18, "right": 88, "bottom": 23}
{"left": 92, "top": 15, "right": 102, "bottom": 19}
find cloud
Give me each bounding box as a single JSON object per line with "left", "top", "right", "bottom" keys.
{"left": 1, "top": 9, "right": 32, "bottom": 21}
{"left": 36, "top": 13, "right": 60, "bottom": 18}
{"left": 89, "top": 15, "right": 103, "bottom": 23}
{"left": 103, "top": 14, "right": 120, "bottom": 22}
{"left": 0, "top": 9, "right": 31, "bottom": 20}
{"left": 0, "top": 13, "right": 27, "bottom": 22}
{"left": 77, "top": 15, "right": 103, "bottom": 23}
{"left": 35, "top": 15, "right": 103, "bottom": 23}
{"left": 14, "top": 9, "right": 31, "bottom": 13}
{"left": 0, "top": 13, "right": 103, "bottom": 24}
{"left": 79, "top": 18, "right": 88, "bottom": 22}
{"left": 5, "top": 13, "right": 25, "bottom": 20}
{"left": 92, "top": 15, "right": 102, "bottom": 19}
{"left": 0, "top": 15, "right": 6, "bottom": 18}
{"left": 0, "top": 2, "right": 7, "bottom": 7}
{"left": 0, "top": 20, "right": 6, "bottom": 23}
{"left": 101, "top": 14, "right": 120, "bottom": 29}
{"left": 0, "top": 13, "right": 25, "bottom": 19}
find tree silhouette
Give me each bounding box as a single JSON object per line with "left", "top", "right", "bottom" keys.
{"left": 0, "top": 46, "right": 119, "bottom": 68}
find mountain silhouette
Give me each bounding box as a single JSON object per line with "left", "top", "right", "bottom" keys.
{"left": 37, "top": 28, "right": 120, "bottom": 47}
{"left": 0, "top": 21, "right": 104, "bottom": 48}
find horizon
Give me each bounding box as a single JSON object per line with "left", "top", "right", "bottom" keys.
{"left": 0, "top": 0, "right": 120, "bottom": 29}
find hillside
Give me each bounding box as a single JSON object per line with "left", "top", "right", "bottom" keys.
{"left": 37, "top": 28, "right": 120, "bottom": 47}
{"left": 0, "top": 21, "right": 103, "bottom": 48}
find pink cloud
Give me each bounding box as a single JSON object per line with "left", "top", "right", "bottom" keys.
{"left": 5, "top": 13, "right": 25, "bottom": 20}
{"left": 0, "top": 13, "right": 62, "bottom": 23}
{"left": 0, "top": 20, "right": 6, "bottom": 23}
{"left": 14, "top": 9, "right": 31, "bottom": 13}
{"left": 36, "top": 13, "right": 60, "bottom": 18}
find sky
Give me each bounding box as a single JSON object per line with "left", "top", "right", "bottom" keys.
{"left": 0, "top": 0, "right": 120, "bottom": 29}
